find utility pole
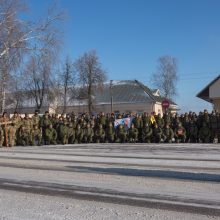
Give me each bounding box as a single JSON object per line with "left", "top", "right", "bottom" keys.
{"left": 110, "top": 80, "right": 113, "bottom": 113}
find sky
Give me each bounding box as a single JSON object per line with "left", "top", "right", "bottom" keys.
{"left": 27, "top": 0, "right": 220, "bottom": 113}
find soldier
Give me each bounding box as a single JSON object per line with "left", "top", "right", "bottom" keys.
{"left": 116, "top": 124, "right": 127, "bottom": 143}
{"left": 199, "top": 122, "right": 211, "bottom": 143}
{"left": 31, "top": 125, "right": 42, "bottom": 146}
{"left": 0, "top": 125, "right": 4, "bottom": 147}
{"left": 142, "top": 123, "right": 152, "bottom": 143}
{"left": 188, "top": 120, "right": 198, "bottom": 143}
{"left": 32, "top": 110, "right": 40, "bottom": 128}
{"left": 163, "top": 111, "right": 171, "bottom": 126}
{"left": 142, "top": 112, "right": 150, "bottom": 126}
{"left": 0, "top": 112, "right": 11, "bottom": 147}
{"left": 57, "top": 119, "right": 69, "bottom": 145}
{"left": 133, "top": 114, "right": 143, "bottom": 141}
{"left": 82, "top": 123, "right": 94, "bottom": 143}
{"left": 45, "top": 124, "right": 57, "bottom": 145}
{"left": 75, "top": 124, "right": 83, "bottom": 144}
{"left": 17, "top": 125, "right": 30, "bottom": 146}
{"left": 127, "top": 124, "right": 138, "bottom": 143}
{"left": 99, "top": 112, "right": 107, "bottom": 129}
{"left": 95, "top": 124, "right": 105, "bottom": 143}
{"left": 22, "top": 113, "right": 33, "bottom": 135}
{"left": 40, "top": 111, "right": 52, "bottom": 144}
{"left": 8, "top": 122, "right": 17, "bottom": 147}
{"left": 152, "top": 124, "right": 162, "bottom": 143}
{"left": 210, "top": 111, "right": 218, "bottom": 142}
{"left": 67, "top": 123, "right": 76, "bottom": 144}
{"left": 105, "top": 122, "right": 115, "bottom": 143}
{"left": 174, "top": 123, "right": 186, "bottom": 143}
{"left": 155, "top": 113, "right": 164, "bottom": 129}
{"left": 162, "top": 124, "right": 174, "bottom": 143}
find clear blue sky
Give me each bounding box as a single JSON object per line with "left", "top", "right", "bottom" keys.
{"left": 28, "top": 0, "right": 220, "bottom": 113}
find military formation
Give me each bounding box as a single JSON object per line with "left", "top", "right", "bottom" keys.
{"left": 0, "top": 109, "right": 219, "bottom": 147}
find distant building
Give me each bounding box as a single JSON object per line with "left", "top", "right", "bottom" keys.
{"left": 5, "top": 80, "right": 178, "bottom": 115}
{"left": 197, "top": 75, "right": 220, "bottom": 111}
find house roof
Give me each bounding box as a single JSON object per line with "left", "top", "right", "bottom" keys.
{"left": 196, "top": 75, "right": 220, "bottom": 103}
{"left": 94, "top": 80, "right": 177, "bottom": 106}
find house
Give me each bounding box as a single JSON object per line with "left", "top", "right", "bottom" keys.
{"left": 56, "top": 80, "right": 178, "bottom": 115}
{"left": 5, "top": 80, "right": 178, "bottom": 115}
{"left": 197, "top": 75, "right": 220, "bottom": 111}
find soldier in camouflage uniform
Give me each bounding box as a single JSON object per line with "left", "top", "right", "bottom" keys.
{"left": 188, "top": 120, "right": 198, "bottom": 143}
{"left": 75, "top": 124, "right": 83, "bottom": 144}
{"left": 174, "top": 123, "right": 186, "bottom": 143}
{"left": 67, "top": 122, "right": 76, "bottom": 144}
{"left": 82, "top": 123, "right": 94, "bottom": 143}
{"left": 105, "top": 122, "right": 115, "bottom": 143}
{"left": 8, "top": 112, "right": 20, "bottom": 147}
{"left": 45, "top": 124, "right": 57, "bottom": 145}
{"left": 0, "top": 112, "right": 11, "bottom": 147}
{"left": 133, "top": 114, "right": 143, "bottom": 141}
{"left": 32, "top": 110, "right": 40, "bottom": 128}
{"left": 116, "top": 124, "right": 127, "bottom": 143}
{"left": 22, "top": 113, "right": 33, "bottom": 136}
{"left": 210, "top": 111, "right": 218, "bottom": 142}
{"left": 0, "top": 125, "right": 4, "bottom": 147}
{"left": 155, "top": 113, "right": 164, "bottom": 129}
{"left": 162, "top": 124, "right": 174, "bottom": 143}
{"left": 31, "top": 125, "right": 42, "bottom": 146}
{"left": 17, "top": 125, "right": 30, "bottom": 146}
{"left": 127, "top": 124, "right": 138, "bottom": 143}
{"left": 57, "top": 119, "right": 69, "bottom": 145}
{"left": 199, "top": 122, "right": 211, "bottom": 143}
{"left": 40, "top": 111, "right": 52, "bottom": 144}
{"left": 142, "top": 123, "right": 152, "bottom": 143}
{"left": 152, "top": 124, "right": 162, "bottom": 143}
{"left": 95, "top": 124, "right": 105, "bottom": 143}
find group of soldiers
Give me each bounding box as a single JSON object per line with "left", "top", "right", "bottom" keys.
{"left": 0, "top": 109, "right": 219, "bottom": 147}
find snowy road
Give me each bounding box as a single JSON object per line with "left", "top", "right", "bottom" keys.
{"left": 0, "top": 143, "right": 219, "bottom": 219}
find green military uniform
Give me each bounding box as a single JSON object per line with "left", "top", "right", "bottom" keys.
{"left": 152, "top": 124, "right": 162, "bottom": 143}
{"left": 82, "top": 124, "right": 94, "bottom": 143}
{"left": 57, "top": 121, "right": 69, "bottom": 145}
{"left": 156, "top": 114, "right": 164, "bottom": 128}
{"left": 67, "top": 123, "right": 76, "bottom": 144}
{"left": 116, "top": 124, "right": 127, "bottom": 143}
{"left": 45, "top": 124, "right": 57, "bottom": 145}
{"left": 17, "top": 125, "right": 30, "bottom": 146}
{"left": 95, "top": 124, "right": 105, "bottom": 143}
{"left": 188, "top": 121, "right": 198, "bottom": 143}
{"left": 162, "top": 124, "right": 174, "bottom": 143}
{"left": 75, "top": 124, "right": 83, "bottom": 144}
{"left": 142, "top": 124, "right": 152, "bottom": 143}
{"left": 0, "top": 125, "right": 4, "bottom": 147}
{"left": 40, "top": 112, "right": 52, "bottom": 144}
{"left": 31, "top": 125, "right": 42, "bottom": 146}
{"left": 106, "top": 123, "right": 115, "bottom": 143}
{"left": 174, "top": 123, "right": 186, "bottom": 143}
{"left": 199, "top": 123, "right": 211, "bottom": 143}
{"left": 127, "top": 124, "right": 138, "bottom": 143}
{"left": 32, "top": 111, "right": 40, "bottom": 128}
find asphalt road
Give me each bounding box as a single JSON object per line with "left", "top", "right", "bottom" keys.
{"left": 0, "top": 143, "right": 219, "bottom": 219}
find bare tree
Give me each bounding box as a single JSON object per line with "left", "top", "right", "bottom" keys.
{"left": 57, "top": 56, "right": 77, "bottom": 114}
{"left": 74, "top": 50, "right": 107, "bottom": 114}
{"left": 152, "top": 55, "right": 178, "bottom": 99}
{"left": 0, "top": 0, "right": 64, "bottom": 112}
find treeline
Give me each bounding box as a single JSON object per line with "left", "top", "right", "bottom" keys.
{"left": 0, "top": 0, "right": 107, "bottom": 115}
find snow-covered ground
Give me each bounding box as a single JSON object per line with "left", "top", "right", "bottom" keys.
{"left": 0, "top": 143, "right": 219, "bottom": 219}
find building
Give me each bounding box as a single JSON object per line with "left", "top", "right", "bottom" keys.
{"left": 53, "top": 80, "right": 178, "bottom": 115}
{"left": 5, "top": 80, "right": 178, "bottom": 115}
{"left": 197, "top": 75, "right": 220, "bottom": 111}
